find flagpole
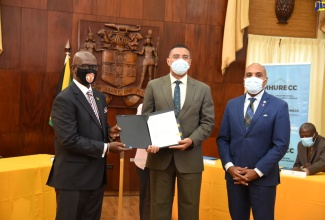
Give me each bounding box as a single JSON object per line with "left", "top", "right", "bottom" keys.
{"left": 49, "top": 39, "right": 71, "bottom": 126}
{"left": 117, "top": 151, "right": 124, "bottom": 220}
{"left": 65, "top": 39, "right": 70, "bottom": 54}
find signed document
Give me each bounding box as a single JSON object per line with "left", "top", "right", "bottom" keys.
{"left": 116, "top": 110, "right": 182, "bottom": 149}
{"left": 147, "top": 110, "right": 182, "bottom": 148}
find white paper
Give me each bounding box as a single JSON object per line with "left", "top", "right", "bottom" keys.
{"left": 281, "top": 169, "right": 307, "bottom": 178}
{"left": 147, "top": 111, "right": 182, "bottom": 148}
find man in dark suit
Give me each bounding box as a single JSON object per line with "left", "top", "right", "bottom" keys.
{"left": 142, "top": 44, "right": 215, "bottom": 220}
{"left": 292, "top": 122, "right": 325, "bottom": 175}
{"left": 47, "top": 50, "right": 129, "bottom": 220}
{"left": 217, "top": 63, "right": 290, "bottom": 220}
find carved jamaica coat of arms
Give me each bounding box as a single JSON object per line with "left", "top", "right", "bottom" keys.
{"left": 78, "top": 21, "right": 159, "bottom": 107}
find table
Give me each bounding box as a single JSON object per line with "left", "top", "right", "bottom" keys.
{"left": 172, "top": 160, "right": 325, "bottom": 220}
{"left": 0, "top": 154, "right": 56, "bottom": 220}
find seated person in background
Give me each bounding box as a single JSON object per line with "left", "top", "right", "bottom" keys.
{"left": 292, "top": 122, "right": 325, "bottom": 175}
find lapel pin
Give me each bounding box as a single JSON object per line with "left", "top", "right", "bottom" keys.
{"left": 262, "top": 100, "right": 266, "bottom": 106}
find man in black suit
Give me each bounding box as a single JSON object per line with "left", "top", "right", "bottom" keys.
{"left": 47, "top": 50, "right": 129, "bottom": 220}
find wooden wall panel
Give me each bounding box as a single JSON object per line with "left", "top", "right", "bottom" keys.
{"left": 143, "top": 0, "right": 165, "bottom": 21}
{"left": 0, "top": 70, "right": 20, "bottom": 132}
{"left": 207, "top": 0, "right": 227, "bottom": 26}
{"left": 0, "top": 133, "right": 22, "bottom": 157}
{"left": 209, "top": 83, "right": 223, "bottom": 137}
{"left": 73, "top": 0, "right": 96, "bottom": 15}
{"left": 249, "top": 0, "right": 317, "bottom": 38}
{"left": 185, "top": 24, "right": 207, "bottom": 81}
{"left": 96, "top": 0, "right": 120, "bottom": 17}
{"left": 47, "top": 11, "right": 73, "bottom": 72}
{"left": 186, "top": 0, "right": 209, "bottom": 24}
{"left": 0, "top": 6, "right": 21, "bottom": 70}
{"left": 48, "top": 0, "right": 73, "bottom": 12}
{"left": 119, "top": 0, "right": 143, "bottom": 20}
{"left": 206, "top": 25, "right": 223, "bottom": 82}
{"left": 1, "top": 0, "right": 21, "bottom": 7}
{"left": 165, "top": 0, "right": 187, "bottom": 23}
{"left": 21, "top": 8, "right": 47, "bottom": 71}
{"left": 22, "top": 0, "right": 47, "bottom": 10}
{"left": 20, "top": 8, "right": 48, "bottom": 155}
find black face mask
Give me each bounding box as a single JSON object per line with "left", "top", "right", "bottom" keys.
{"left": 76, "top": 68, "right": 97, "bottom": 85}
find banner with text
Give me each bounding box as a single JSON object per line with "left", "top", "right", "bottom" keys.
{"left": 264, "top": 63, "right": 311, "bottom": 168}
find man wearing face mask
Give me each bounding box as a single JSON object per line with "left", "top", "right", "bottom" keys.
{"left": 47, "top": 50, "right": 130, "bottom": 220}
{"left": 217, "top": 63, "right": 290, "bottom": 220}
{"left": 292, "top": 122, "right": 325, "bottom": 175}
{"left": 142, "top": 44, "right": 215, "bottom": 220}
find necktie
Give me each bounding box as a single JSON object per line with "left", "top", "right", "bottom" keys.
{"left": 307, "top": 147, "right": 314, "bottom": 162}
{"left": 86, "top": 90, "right": 101, "bottom": 124}
{"left": 244, "top": 98, "right": 256, "bottom": 130}
{"left": 174, "top": 80, "right": 181, "bottom": 116}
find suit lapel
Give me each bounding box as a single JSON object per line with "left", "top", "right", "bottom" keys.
{"left": 238, "top": 95, "right": 246, "bottom": 132}
{"left": 180, "top": 76, "right": 195, "bottom": 119}
{"left": 161, "top": 75, "right": 174, "bottom": 110}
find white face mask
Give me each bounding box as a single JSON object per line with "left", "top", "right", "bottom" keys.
{"left": 171, "top": 59, "right": 190, "bottom": 75}
{"left": 301, "top": 134, "right": 316, "bottom": 147}
{"left": 244, "top": 77, "right": 265, "bottom": 95}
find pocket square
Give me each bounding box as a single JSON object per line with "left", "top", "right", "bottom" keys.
{"left": 263, "top": 114, "right": 268, "bottom": 117}
{"left": 104, "top": 107, "right": 107, "bottom": 113}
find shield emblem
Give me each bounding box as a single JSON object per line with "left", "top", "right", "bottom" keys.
{"left": 101, "top": 50, "right": 137, "bottom": 88}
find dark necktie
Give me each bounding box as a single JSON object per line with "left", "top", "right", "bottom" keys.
{"left": 244, "top": 98, "right": 256, "bottom": 130}
{"left": 174, "top": 80, "right": 181, "bottom": 116}
{"left": 87, "top": 90, "right": 101, "bottom": 125}
{"left": 307, "top": 147, "right": 314, "bottom": 162}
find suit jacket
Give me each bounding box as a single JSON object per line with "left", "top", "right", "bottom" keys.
{"left": 47, "top": 82, "right": 109, "bottom": 190}
{"left": 293, "top": 135, "right": 325, "bottom": 175}
{"left": 142, "top": 74, "right": 215, "bottom": 173}
{"left": 217, "top": 91, "right": 290, "bottom": 186}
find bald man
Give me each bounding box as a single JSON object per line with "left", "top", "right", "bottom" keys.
{"left": 217, "top": 63, "right": 290, "bottom": 220}
{"left": 47, "top": 50, "right": 129, "bottom": 220}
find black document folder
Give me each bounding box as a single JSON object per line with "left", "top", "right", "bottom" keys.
{"left": 116, "top": 110, "right": 182, "bottom": 149}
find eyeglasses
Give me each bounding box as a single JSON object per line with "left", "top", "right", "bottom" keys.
{"left": 75, "top": 64, "right": 100, "bottom": 71}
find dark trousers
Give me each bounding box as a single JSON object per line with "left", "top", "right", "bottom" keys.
{"left": 136, "top": 166, "right": 151, "bottom": 220}
{"left": 226, "top": 181, "right": 277, "bottom": 220}
{"left": 55, "top": 184, "right": 105, "bottom": 220}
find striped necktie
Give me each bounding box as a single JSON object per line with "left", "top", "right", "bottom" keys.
{"left": 87, "top": 90, "right": 101, "bottom": 125}
{"left": 244, "top": 98, "right": 256, "bottom": 130}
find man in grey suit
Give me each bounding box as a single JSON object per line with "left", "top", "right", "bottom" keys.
{"left": 47, "top": 50, "right": 129, "bottom": 220}
{"left": 142, "top": 44, "right": 215, "bottom": 220}
{"left": 292, "top": 122, "right": 325, "bottom": 175}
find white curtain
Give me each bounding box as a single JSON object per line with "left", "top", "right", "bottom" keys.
{"left": 247, "top": 34, "right": 325, "bottom": 135}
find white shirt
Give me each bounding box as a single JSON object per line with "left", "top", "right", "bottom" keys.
{"left": 73, "top": 79, "right": 108, "bottom": 157}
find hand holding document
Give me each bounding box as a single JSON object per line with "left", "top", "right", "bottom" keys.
{"left": 116, "top": 110, "right": 183, "bottom": 149}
